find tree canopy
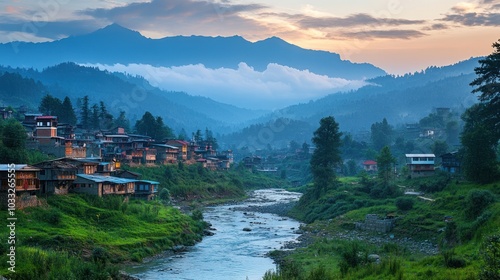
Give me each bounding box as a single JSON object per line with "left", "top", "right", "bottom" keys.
{"left": 0, "top": 120, "right": 28, "bottom": 163}
{"left": 376, "top": 146, "right": 395, "bottom": 186}
{"left": 470, "top": 39, "right": 500, "bottom": 139}
{"left": 461, "top": 39, "right": 500, "bottom": 183}
{"left": 370, "top": 118, "right": 393, "bottom": 151}
{"left": 310, "top": 116, "right": 342, "bottom": 196}
{"left": 135, "top": 111, "right": 174, "bottom": 141}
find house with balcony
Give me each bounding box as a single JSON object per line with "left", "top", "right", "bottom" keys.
{"left": 0, "top": 164, "right": 41, "bottom": 209}
{"left": 166, "top": 140, "right": 189, "bottom": 160}
{"left": 72, "top": 174, "right": 136, "bottom": 197}
{"left": 405, "top": 154, "right": 435, "bottom": 177}
{"left": 152, "top": 144, "right": 179, "bottom": 164}
{"left": 33, "top": 160, "right": 77, "bottom": 195}
{"left": 57, "top": 158, "right": 99, "bottom": 175}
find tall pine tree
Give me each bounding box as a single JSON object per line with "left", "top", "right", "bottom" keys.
{"left": 310, "top": 116, "right": 342, "bottom": 197}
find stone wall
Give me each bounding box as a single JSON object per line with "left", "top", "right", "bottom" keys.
{"left": 355, "top": 214, "right": 395, "bottom": 233}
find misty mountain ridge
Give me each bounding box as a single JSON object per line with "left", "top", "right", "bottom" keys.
{"left": 0, "top": 62, "right": 267, "bottom": 135}
{"left": 0, "top": 23, "right": 483, "bottom": 146}
{"left": 1, "top": 23, "right": 385, "bottom": 80}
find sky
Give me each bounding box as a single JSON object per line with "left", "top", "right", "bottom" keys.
{"left": 0, "top": 0, "right": 498, "bottom": 75}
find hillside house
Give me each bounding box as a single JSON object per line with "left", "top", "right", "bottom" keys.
{"left": 152, "top": 144, "right": 179, "bottom": 164}
{"left": 441, "top": 152, "right": 461, "bottom": 174}
{"left": 33, "top": 161, "right": 77, "bottom": 195}
{"left": 35, "top": 116, "right": 58, "bottom": 144}
{"left": 55, "top": 157, "right": 100, "bottom": 175}
{"left": 133, "top": 180, "right": 159, "bottom": 200}
{"left": 405, "top": 154, "right": 435, "bottom": 177}
{"left": 73, "top": 174, "right": 135, "bottom": 197}
{"left": 363, "top": 160, "right": 378, "bottom": 172}
{"left": 166, "top": 140, "right": 189, "bottom": 160}
{"left": 0, "top": 164, "right": 41, "bottom": 209}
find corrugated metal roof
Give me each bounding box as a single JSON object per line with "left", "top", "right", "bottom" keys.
{"left": 76, "top": 174, "right": 137, "bottom": 184}
{"left": 405, "top": 154, "right": 435, "bottom": 157}
{"left": 0, "top": 164, "right": 41, "bottom": 171}
{"left": 152, "top": 144, "right": 179, "bottom": 149}
{"left": 138, "top": 180, "right": 160, "bottom": 185}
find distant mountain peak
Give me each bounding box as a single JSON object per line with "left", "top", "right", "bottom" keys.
{"left": 256, "top": 36, "right": 289, "bottom": 45}
{"left": 86, "top": 23, "right": 145, "bottom": 41}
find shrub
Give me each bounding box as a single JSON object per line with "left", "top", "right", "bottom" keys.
{"left": 479, "top": 234, "right": 500, "bottom": 280}
{"left": 395, "top": 197, "right": 414, "bottom": 211}
{"left": 159, "top": 188, "right": 171, "bottom": 203}
{"left": 191, "top": 209, "right": 204, "bottom": 221}
{"left": 464, "top": 189, "right": 495, "bottom": 220}
{"left": 92, "top": 247, "right": 109, "bottom": 269}
{"left": 442, "top": 249, "right": 466, "bottom": 268}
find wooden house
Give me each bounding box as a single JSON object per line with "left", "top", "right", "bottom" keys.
{"left": 35, "top": 116, "right": 58, "bottom": 144}
{"left": 152, "top": 144, "right": 179, "bottom": 164}
{"left": 133, "top": 180, "right": 159, "bottom": 200}
{"left": 72, "top": 174, "right": 136, "bottom": 197}
{"left": 0, "top": 164, "right": 41, "bottom": 209}
{"left": 33, "top": 160, "right": 77, "bottom": 195}
{"left": 166, "top": 140, "right": 189, "bottom": 160}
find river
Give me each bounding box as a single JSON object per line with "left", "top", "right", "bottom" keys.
{"left": 125, "top": 189, "right": 302, "bottom": 280}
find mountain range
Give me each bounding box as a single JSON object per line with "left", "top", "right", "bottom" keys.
{"left": 0, "top": 24, "right": 482, "bottom": 148}
{"left": 1, "top": 24, "right": 385, "bottom": 80}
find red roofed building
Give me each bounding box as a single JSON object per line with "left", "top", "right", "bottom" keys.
{"left": 363, "top": 160, "right": 378, "bottom": 172}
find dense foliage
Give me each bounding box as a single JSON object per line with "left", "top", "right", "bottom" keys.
{"left": 310, "top": 116, "right": 342, "bottom": 197}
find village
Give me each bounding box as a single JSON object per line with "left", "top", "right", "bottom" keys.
{"left": 0, "top": 112, "right": 234, "bottom": 209}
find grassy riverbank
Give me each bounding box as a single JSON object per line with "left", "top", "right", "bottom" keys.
{"left": 127, "top": 163, "right": 289, "bottom": 203}
{"left": 0, "top": 164, "right": 289, "bottom": 279}
{"left": 0, "top": 194, "right": 206, "bottom": 279}
{"left": 266, "top": 174, "right": 500, "bottom": 280}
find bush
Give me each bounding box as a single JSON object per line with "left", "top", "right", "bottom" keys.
{"left": 92, "top": 247, "right": 109, "bottom": 269}
{"left": 442, "top": 249, "right": 466, "bottom": 268}
{"left": 191, "top": 209, "right": 203, "bottom": 221}
{"left": 159, "top": 188, "right": 171, "bottom": 203}
{"left": 479, "top": 234, "right": 500, "bottom": 280}
{"left": 395, "top": 197, "right": 414, "bottom": 211}
{"left": 464, "top": 189, "right": 495, "bottom": 220}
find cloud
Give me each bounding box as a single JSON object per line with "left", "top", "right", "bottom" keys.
{"left": 442, "top": 12, "right": 500, "bottom": 26}
{"left": 295, "top": 13, "right": 425, "bottom": 29}
{"left": 339, "top": 29, "right": 426, "bottom": 40}
{"left": 442, "top": 0, "right": 500, "bottom": 26}
{"left": 81, "top": 0, "right": 268, "bottom": 37}
{"left": 422, "top": 23, "right": 449, "bottom": 31}
{"left": 83, "top": 62, "right": 368, "bottom": 110}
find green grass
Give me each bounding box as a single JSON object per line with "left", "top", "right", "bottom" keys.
{"left": 0, "top": 194, "right": 206, "bottom": 279}
{"left": 0, "top": 164, "right": 290, "bottom": 279}
{"left": 127, "top": 163, "right": 289, "bottom": 202}
{"left": 275, "top": 175, "right": 500, "bottom": 280}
